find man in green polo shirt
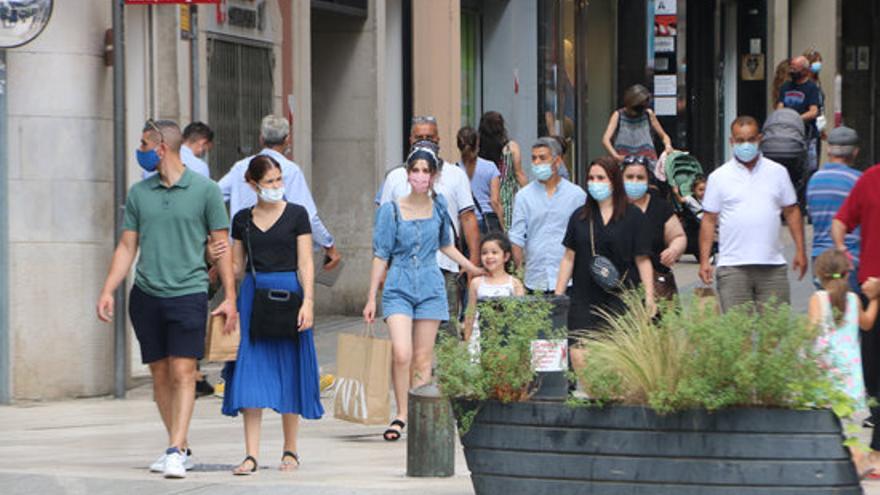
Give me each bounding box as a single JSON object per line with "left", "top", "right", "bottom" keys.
{"left": 96, "top": 120, "right": 237, "bottom": 479}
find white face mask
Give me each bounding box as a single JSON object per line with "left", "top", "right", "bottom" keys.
{"left": 258, "top": 185, "right": 285, "bottom": 203}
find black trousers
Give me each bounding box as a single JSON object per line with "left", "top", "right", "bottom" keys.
{"left": 858, "top": 293, "right": 880, "bottom": 449}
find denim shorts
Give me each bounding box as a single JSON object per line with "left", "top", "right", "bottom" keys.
{"left": 129, "top": 285, "right": 208, "bottom": 363}
{"left": 382, "top": 266, "right": 449, "bottom": 321}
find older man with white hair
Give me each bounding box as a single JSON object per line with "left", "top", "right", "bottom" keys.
{"left": 218, "top": 115, "right": 341, "bottom": 269}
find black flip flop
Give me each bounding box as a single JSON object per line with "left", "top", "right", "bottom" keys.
{"left": 383, "top": 419, "right": 406, "bottom": 441}
{"left": 281, "top": 451, "right": 300, "bottom": 471}
{"left": 233, "top": 455, "right": 258, "bottom": 476}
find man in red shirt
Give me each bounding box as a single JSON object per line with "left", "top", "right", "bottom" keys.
{"left": 833, "top": 164, "right": 880, "bottom": 456}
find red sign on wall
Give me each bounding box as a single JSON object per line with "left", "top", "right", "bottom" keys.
{"left": 124, "top": 1, "right": 219, "bottom": 4}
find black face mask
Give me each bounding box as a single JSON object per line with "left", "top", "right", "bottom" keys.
{"left": 789, "top": 70, "right": 803, "bottom": 80}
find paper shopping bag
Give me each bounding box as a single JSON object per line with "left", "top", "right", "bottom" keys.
{"left": 333, "top": 325, "right": 392, "bottom": 425}
{"left": 693, "top": 286, "right": 720, "bottom": 315}
{"left": 204, "top": 314, "right": 240, "bottom": 362}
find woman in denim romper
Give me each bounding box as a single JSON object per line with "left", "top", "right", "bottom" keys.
{"left": 363, "top": 147, "right": 482, "bottom": 441}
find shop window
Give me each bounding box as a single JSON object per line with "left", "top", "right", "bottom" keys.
{"left": 538, "top": 0, "right": 578, "bottom": 181}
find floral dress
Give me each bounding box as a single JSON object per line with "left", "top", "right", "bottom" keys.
{"left": 815, "top": 291, "right": 865, "bottom": 407}
{"left": 499, "top": 143, "right": 519, "bottom": 231}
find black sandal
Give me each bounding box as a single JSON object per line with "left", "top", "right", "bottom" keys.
{"left": 233, "top": 455, "right": 258, "bottom": 476}
{"left": 383, "top": 419, "right": 406, "bottom": 441}
{"left": 280, "top": 451, "right": 300, "bottom": 471}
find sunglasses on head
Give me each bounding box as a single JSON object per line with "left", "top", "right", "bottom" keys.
{"left": 622, "top": 155, "right": 649, "bottom": 166}
{"left": 411, "top": 115, "right": 438, "bottom": 125}
{"left": 145, "top": 119, "right": 165, "bottom": 143}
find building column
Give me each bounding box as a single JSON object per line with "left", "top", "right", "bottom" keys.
{"left": 411, "top": 0, "right": 461, "bottom": 162}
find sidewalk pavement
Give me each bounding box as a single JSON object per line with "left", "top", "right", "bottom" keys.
{"left": 4, "top": 226, "right": 880, "bottom": 494}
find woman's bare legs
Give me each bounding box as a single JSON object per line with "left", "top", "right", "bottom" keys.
{"left": 387, "top": 315, "right": 414, "bottom": 431}
{"left": 233, "top": 408, "right": 262, "bottom": 474}
{"left": 411, "top": 319, "right": 440, "bottom": 388}
{"left": 280, "top": 413, "right": 300, "bottom": 471}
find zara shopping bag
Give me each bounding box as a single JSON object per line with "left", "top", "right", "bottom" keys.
{"left": 333, "top": 324, "right": 392, "bottom": 424}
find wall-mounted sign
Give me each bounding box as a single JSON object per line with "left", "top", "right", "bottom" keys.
{"left": 654, "top": 15, "right": 677, "bottom": 37}
{"left": 741, "top": 54, "right": 765, "bottom": 81}
{"left": 655, "top": 36, "right": 674, "bottom": 53}
{"left": 654, "top": 97, "right": 677, "bottom": 116}
{"left": 654, "top": 74, "right": 677, "bottom": 96}
{"left": 655, "top": 0, "right": 677, "bottom": 15}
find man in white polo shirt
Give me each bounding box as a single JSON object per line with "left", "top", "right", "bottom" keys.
{"left": 699, "top": 115, "right": 807, "bottom": 312}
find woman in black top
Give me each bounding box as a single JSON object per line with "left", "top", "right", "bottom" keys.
{"left": 621, "top": 155, "right": 687, "bottom": 299}
{"left": 222, "top": 155, "right": 322, "bottom": 475}
{"left": 555, "top": 156, "right": 654, "bottom": 337}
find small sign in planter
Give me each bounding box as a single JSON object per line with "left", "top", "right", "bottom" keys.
{"left": 456, "top": 400, "right": 861, "bottom": 495}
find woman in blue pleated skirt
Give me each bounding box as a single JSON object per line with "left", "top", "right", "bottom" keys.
{"left": 221, "top": 155, "right": 323, "bottom": 475}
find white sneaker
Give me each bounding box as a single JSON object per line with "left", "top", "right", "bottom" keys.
{"left": 149, "top": 453, "right": 166, "bottom": 473}
{"left": 183, "top": 449, "right": 194, "bottom": 471}
{"left": 163, "top": 448, "right": 187, "bottom": 479}
{"left": 150, "top": 448, "right": 193, "bottom": 473}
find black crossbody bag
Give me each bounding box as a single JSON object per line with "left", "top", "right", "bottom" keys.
{"left": 245, "top": 208, "right": 302, "bottom": 342}
{"left": 590, "top": 216, "right": 627, "bottom": 292}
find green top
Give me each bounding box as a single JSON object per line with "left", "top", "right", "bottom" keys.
{"left": 123, "top": 168, "right": 229, "bottom": 298}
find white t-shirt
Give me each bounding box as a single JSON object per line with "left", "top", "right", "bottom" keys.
{"left": 702, "top": 156, "right": 797, "bottom": 267}
{"left": 378, "top": 161, "right": 475, "bottom": 273}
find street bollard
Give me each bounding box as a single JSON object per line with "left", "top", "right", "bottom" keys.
{"left": 406, "top": 383, "right": 455, "bottom": 477}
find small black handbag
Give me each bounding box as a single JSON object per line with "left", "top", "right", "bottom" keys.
{"left": 589, "top": 217, "right": 626, "bottom": 292}
{"left": 245, "top": 209, "right": 302, "bottom": 342}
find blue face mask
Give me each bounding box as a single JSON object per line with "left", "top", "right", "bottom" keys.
{"left": 624, "top": 181, "right": 648, "bottom": 200}
{"left": 811, "top": 61, "right": 822, "bottom": 74}
{"left": 136, "top": 148, "right": 161, "bottom": 172}
{"left": 588, "top": 181, "right": 612, "bottom": 202}
{"left": 532, "top": 162, "right": 553, "bottom": 181}
{"left": 733, "top": 142, "right": 759, "bottom": 163}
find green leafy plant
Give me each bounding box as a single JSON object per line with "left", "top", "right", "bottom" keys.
{"left": 436, "top": 296, "right": 565, "bottom": 405}
{"left": 578, "top": 291, "right": 856, "bottom": 418}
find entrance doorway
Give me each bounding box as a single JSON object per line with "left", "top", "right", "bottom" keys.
{"left": 207, "top": 38, "right": 274, "bottom": 178}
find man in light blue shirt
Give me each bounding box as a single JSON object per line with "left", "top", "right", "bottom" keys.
{"left": 143, "top": 121, "right": 213, "bottom": 179}
{"left": 218, "top": 115, "right": 341, "bottom": 268}
{"left": 510, "top": 137, "right": 586, "bottom": 293}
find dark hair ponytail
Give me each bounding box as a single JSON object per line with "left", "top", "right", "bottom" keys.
{"left": 814, "top": 250, "right": 851, "bottom": 324}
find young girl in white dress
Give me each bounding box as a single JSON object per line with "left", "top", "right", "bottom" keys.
{"left": 808, "top": 249, "right": 880, "bottom": 476}
{"left": 463, "top": 232, "right": 525, "bottom": 357}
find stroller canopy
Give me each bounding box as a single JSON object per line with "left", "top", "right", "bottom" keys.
{"left": 760, "top": 108, "right": 806, "bottom": 159}
{"left": 664, "top": 151, "right": 703, "bottom": 197}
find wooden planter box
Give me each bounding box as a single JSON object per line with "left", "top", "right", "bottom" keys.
{"left": 457, "top": 400, "right": 861, "bottom": 495}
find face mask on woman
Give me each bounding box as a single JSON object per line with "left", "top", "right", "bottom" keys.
{"left": 136, "top": 148, "right": 160, "bottom": 172}
{"left": 624, "top": 181, "right": 648, "bottom": 200}
{"left": 408, "top": 171, "right": 432, "bottom": 194}
{"left": 258, "top": 185, "right": 285, "bottom": 203}
{"left": 588, "top": 181, "right": 612, "bottom": 202}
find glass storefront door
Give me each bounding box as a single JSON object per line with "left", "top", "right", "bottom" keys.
{"left": 538, "top": 0, "right": 579, "bottom": 181}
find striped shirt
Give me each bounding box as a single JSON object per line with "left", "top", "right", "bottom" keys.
{"left": 806, "top": 162, "right": 861, "bottom": 263}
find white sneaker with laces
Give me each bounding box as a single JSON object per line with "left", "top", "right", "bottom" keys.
{"left": 163, "top": 448, "right": 187, "bottom": 479}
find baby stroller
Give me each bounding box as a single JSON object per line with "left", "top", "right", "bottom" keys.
{"left": 659, "top": 151, "right": 712, "bottom": 260}
{"left": 760, "top": 108, "right": 807, "bottom": 208}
